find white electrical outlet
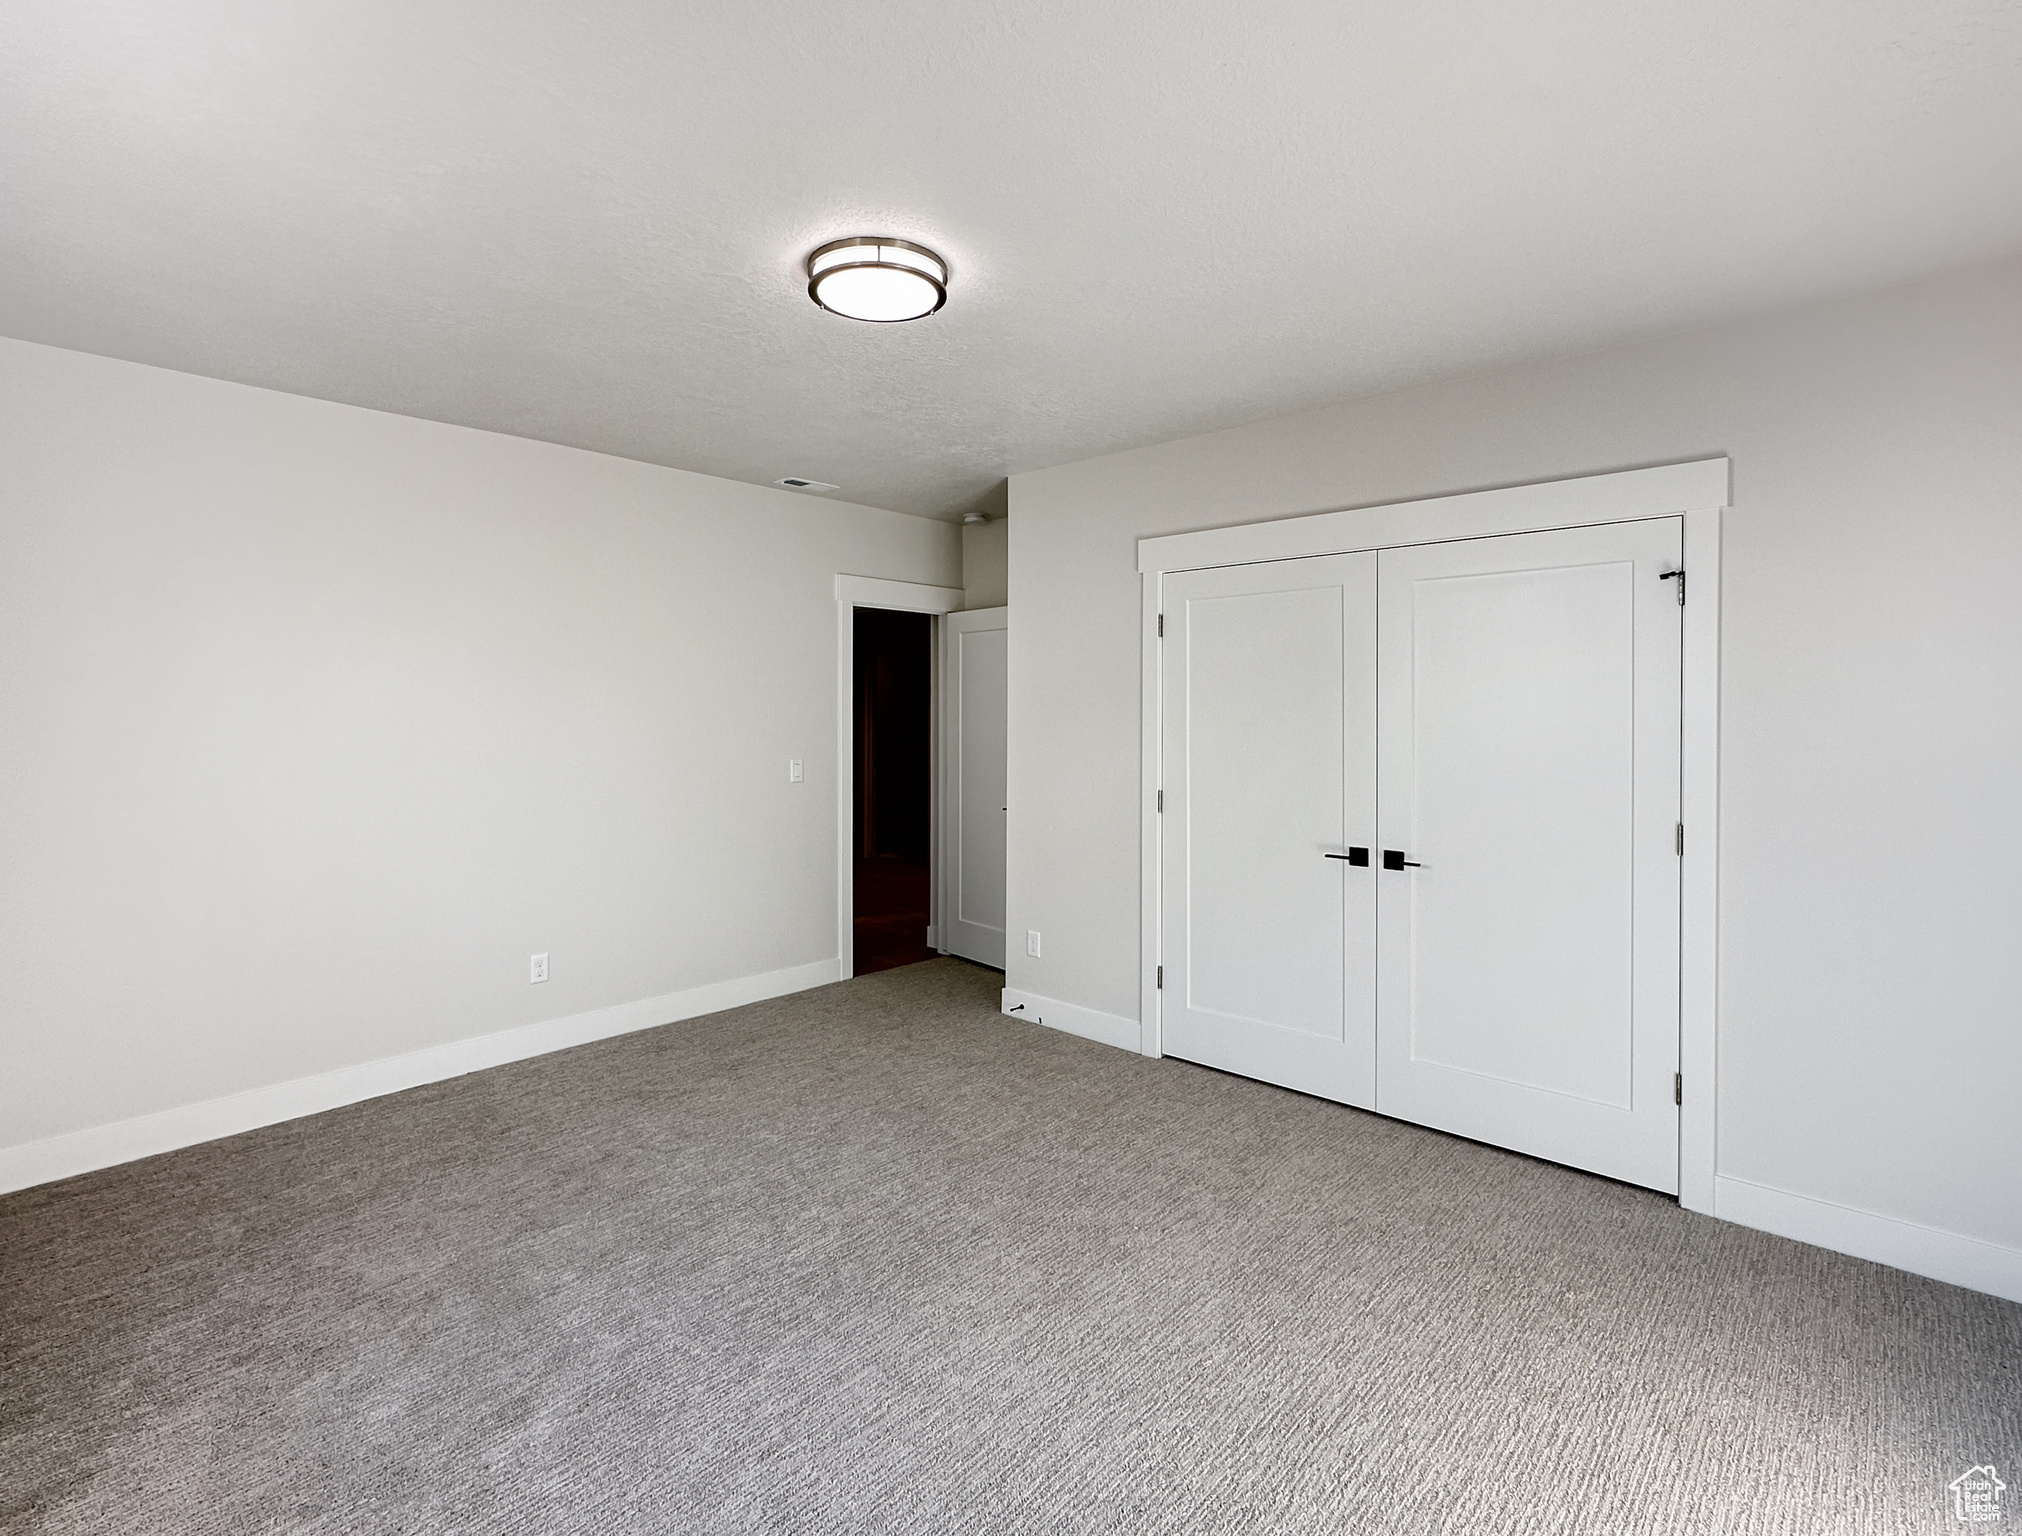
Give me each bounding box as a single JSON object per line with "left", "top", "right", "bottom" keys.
{"left": 530, "top": 953, "right": 548, "bottom": 983}
{"left": 789, "top": 758, "right": 803, "bottom": 783}
{"left": 1026, "top": 930, "right": 1042, "bottom": 958}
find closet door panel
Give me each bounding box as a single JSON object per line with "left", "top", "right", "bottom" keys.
{"left": 1160, "top": 554, "right": 1376, "bottom": 1107}
{"left": 1374, "top": 519, "right": 1683, "bottom": 1192}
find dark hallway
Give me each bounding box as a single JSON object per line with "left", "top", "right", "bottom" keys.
{"left": 853, "top": 608, "right": 933, "bottom": 975}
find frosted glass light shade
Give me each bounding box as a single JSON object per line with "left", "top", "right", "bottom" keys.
{"left": 807, "top": 238, "right": 947, "bottom": 322}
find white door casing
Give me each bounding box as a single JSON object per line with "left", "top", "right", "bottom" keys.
{"left": 1159, "top": 555, "right": 1377, "bottom": 1107}
{"left": 833, "top": 575, "right": 964, "bottom": 980}
{"left": 941, "top": 607, "right": 1008, "bottom": 967}
{"left": 1374, "top": 520, "right": 1683, "bottom": 1192}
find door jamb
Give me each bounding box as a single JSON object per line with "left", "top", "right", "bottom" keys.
{"left": 1135, "top": 458, "right": 1726, "bottom": 1213}
{"left": 835, "top": 575, "right": 965, "bottom": 980}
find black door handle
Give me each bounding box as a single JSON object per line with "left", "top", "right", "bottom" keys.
{"left": 1382, "top": 850, "right": 1421, "bottom": 870}
{"left": 1324, "top": 847, "right": 1370, "bottom": 866}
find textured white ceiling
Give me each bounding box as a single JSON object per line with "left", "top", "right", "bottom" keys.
{"left": 3, "top": 1, "right": 2019, "bottom": 520}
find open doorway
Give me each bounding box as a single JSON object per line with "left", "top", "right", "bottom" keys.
{"left": 853, "top": 607, "right": 934, "bottom": 974}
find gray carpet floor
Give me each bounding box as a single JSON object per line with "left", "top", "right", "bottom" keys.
{"left": 3, "top": 958, "right": 2017, "bottom": 1535}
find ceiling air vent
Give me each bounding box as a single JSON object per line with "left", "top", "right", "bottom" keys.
{"left": 777, "top": 477, "right": 840, "bottom": 492}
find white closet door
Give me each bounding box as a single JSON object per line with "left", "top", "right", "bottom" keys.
{"left": 1160, "top": 554, "right": 1377, "bottom": 1107}
{"left": 941, "top": 607, "right": 1007, "bottom": 967}
{"left": 1374, "top": 519, "right": 1682, "bottom": 1192}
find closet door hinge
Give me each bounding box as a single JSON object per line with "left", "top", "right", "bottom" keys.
{"left": 1157, "top": 789, "right": 1164, "bottom": 813}
{"left": 1156, "top": 965, "right": 1164, "bottom": 990}
{"left": 1157, "top": 613, "right": 1165, "bottom": 637}
{"left": 1676, "top": 823, "right": 1685, "bottom": 856}
{"left": 1675, "top": 1072, "right": 1683, "bottom": 1106}
{"left": 1660, "top": 569, "right": 1685, "bottom": 605}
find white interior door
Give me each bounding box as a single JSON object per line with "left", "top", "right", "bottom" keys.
{"left": 1374, "top": 519, "right": 1683, "bottom": 1192}
{"left": 1160, "top": 555, "right": 1377, "bottom": 1107}
{"left": 941, "top": 607, "right": 1007, "bottom": 967}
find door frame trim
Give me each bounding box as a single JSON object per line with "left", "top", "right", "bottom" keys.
{"left": 834, "top": 575, "right": 964, "bottom": 980}
{"left": 1135, "top": 458, "right": 1727, "bottom": 1213}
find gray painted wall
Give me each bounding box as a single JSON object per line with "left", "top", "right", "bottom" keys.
{"left": 1006, "top": 257, "right": 2022, "bottom": 1257}
{"left": 0, "top": 338, "right": 958, "bottom": 1152}
{"left": 962, "top": 517, "right": 1008, "bottom": 609}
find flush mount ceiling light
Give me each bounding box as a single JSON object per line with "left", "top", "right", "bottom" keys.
{"left": 807, "top": 237, "right": 947, "bottom": 323}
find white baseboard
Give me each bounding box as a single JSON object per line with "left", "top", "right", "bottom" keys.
{"left": 0, "top": 956, "right": 845, "bottom": 1197}
{"left": 1713, "top": 1175, "right": 2022, "bottom": 1305}
{"left": 999, "top": 987, "right": 1140, "bottom": 1053}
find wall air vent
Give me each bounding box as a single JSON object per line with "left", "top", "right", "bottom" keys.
{"left": 777, "top": 477, "right": 840, "bottom": 492}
